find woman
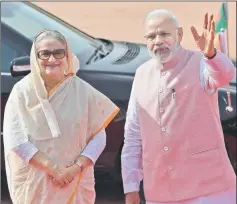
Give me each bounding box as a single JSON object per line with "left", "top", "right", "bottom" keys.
{"left": 3, "top": 30, "right": 119, "bottom": 204}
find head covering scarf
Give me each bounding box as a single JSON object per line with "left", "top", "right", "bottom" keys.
{"left": 30, "top": 30, "right": 79, "bottom": 139}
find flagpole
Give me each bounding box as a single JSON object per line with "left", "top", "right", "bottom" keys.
{"left": 222, "top": 1, "right": 233, "bottom": 113}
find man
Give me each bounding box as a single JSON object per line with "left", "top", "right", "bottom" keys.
{"left": 121, "top": 9, "right": 236, "bottom": 204}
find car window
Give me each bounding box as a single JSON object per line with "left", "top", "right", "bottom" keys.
{"left": 1, "top": 24, "right": 31, "bottom": 73}
{"left": 1, "top": 2, "right": 98, "bottom": 56}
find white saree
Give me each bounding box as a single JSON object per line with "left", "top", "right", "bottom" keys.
{"left": 3, "top": 35, "right": 119, "bottom": 204}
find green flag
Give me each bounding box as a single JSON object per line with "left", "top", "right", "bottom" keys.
{"left": 214, "top": 2, "right": 228, "bottom": 54}
{"left": 215, "top": 2, "right": 228, "bottom": 33}
{"left": 214, "top": 2, "right": 232, "bottom": 114}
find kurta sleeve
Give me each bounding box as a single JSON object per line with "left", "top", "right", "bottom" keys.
{"left": 200, "top": 50, "right": 236, "bottom": 93}
{"left": 3, "top": 85, "right": 29, "bottom": 158}
{"left": 12, "top": 142, "right": 39, "bottom": 164}
{"left": 80, "top": 128, "right": 106, "bottom": 164}
{"left": 121, "top": 72, "right": 143, "bottom": 194}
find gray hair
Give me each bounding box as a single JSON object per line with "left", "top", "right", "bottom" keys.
{"left": 144, "top": 9, "right": 180, "bottom": 28}
{"left": 35, "top": 30, "right": 67, "bottom": 50}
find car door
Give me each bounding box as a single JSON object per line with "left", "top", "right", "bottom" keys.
{"left": 1, "top": 23, "right": 32, "bottom": 169}
{"left": 1, "top": 22, "right": 32, "bottom": 122}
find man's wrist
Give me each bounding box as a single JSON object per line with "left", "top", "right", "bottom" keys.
{"left": 125, "top": 191, "right": 140, "bottom": 202}
{"left": 123, "top": 181, "right": 141, "bottom": 194}
{"left": 125, "top": 191, "right": 139, "bottom": 195}
{"left": 205, "top": 48, "right": 217, "bottom": 59}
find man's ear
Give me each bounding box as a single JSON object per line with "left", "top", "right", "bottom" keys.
{"left": 177, "top": 27, "right": 183, "bottom": 43}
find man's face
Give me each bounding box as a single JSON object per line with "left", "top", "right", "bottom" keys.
{"left": 144, "top": 15, "right": 183, "bottom": 63}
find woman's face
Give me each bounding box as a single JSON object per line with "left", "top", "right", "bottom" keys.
{"left": 36, "top": 37, "right": 68, "bottom": 80}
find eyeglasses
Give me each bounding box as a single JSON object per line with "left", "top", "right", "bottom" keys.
{"left": 37, "top": 49, "right": 66, "bottom": 60}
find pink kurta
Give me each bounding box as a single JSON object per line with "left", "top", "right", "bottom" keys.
{"left": 121, "top": 48, "right": 236, "bottom": 203}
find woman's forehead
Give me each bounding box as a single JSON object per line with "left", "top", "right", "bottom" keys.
{"left": 36, "top": 38, "right": 66, "bottom": 51}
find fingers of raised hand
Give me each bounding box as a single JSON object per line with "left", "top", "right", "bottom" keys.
{"left": 208, "top": 16, "right": 215, "bottom": 42}
{"left": 203, "top": 13, "right": 208, "bottom": 30}
{"left": 208, "top": 14, "right": 214, "bottom": 31}
{"left": 204, "top": 13, "right": 215, "bottom": 32}
{"left": 190, "top": 26, "right": 200, "bottom": 41}
{"left": 210, "top": 20, "right": 215, "bottom": 40}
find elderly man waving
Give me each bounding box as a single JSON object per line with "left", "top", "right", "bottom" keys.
{"left": 121, "top": 9, "right": 236, "bottom": 204}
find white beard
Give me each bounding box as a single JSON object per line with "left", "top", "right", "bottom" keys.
{"left": 148, "top": 43, "right": 180, "bottom": 64}
{"left": 149, "top": 49, "right": 173, "bottom": 63}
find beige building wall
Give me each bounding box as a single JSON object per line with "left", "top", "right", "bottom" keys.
{"left": 34, "top": 2, "right": 236, "bottom": 60}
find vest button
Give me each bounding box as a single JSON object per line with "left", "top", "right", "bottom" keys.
{"left": 161, "top": 72, "right": 167, "bottom": 76}
{"left": 161, "top": 127, "right": 166, "bottom": 132}
{"left": 168, "top": 166, "right": 173, "bottom": 170}
{"left": 164, "top": 146, "right": 169, "bottom": 151}
{"left": 159, "top": 88, "right": 163, "bottom": 93}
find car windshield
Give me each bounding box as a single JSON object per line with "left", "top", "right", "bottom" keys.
{"left": 1, "top": 2, "right": 100, "bottom": 55}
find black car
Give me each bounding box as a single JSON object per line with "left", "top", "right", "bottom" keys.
{"left": 1, "top": 2, "right": 236, "bottom": 199}
{"left": 1, "top": 1, "right": 149, "bottom": 181}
